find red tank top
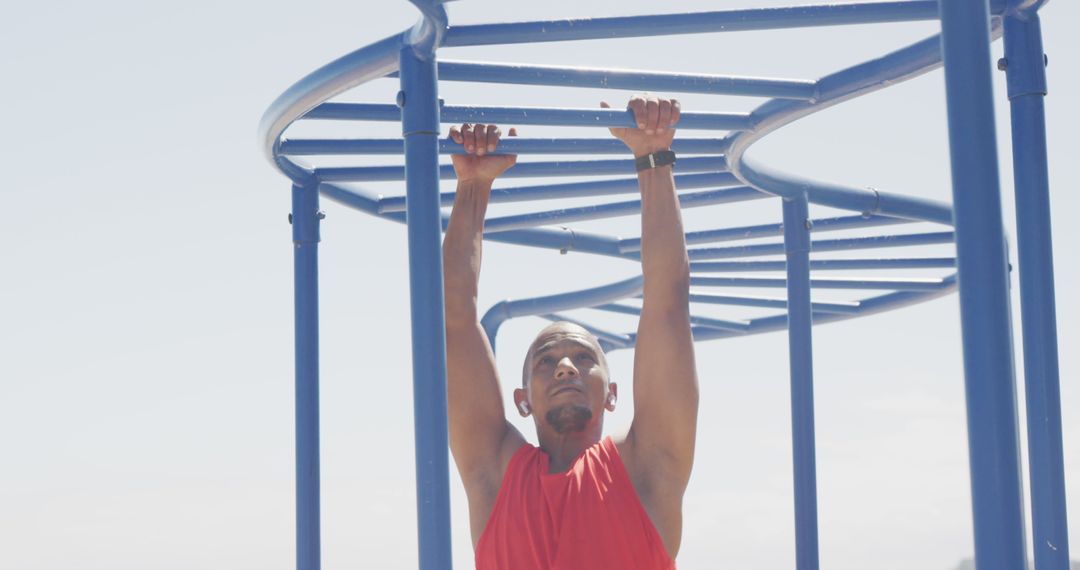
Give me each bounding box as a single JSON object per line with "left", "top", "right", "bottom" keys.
{"left": 475, "top": 436, "right": 675, "bottom": 570}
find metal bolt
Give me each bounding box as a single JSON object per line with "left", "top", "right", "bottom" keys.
{"left": 805, "top": 220, "right": 813, "bottom": 230}
{"left": 317, "top": 211, "right": 326, "bottom": 220}
{"left": 396, "top": 90, "right": 405, "bottom": 108}
{"left": 997, "top": 57, "right": 1008, "bottom": 71}
{"left": 288, "top": 213, "right": 293, "bottom": 224}
{"left": 1044, "top": 53, "right": 1049, "bottom": 67}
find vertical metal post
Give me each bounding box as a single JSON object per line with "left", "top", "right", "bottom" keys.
{"left": 399, "top": 45, "right": 453, "bottom": 570}
{"left": 782, "top": 192, "right": 819, "bottom": 570}
{"left": 938, "top": 2, "right": 1028, "bottom": 568}
{"left": 292, "top": 183, "right": 323, "bottom": 570}
{"left": 1003, "top": 8, "right": 1070, "bottom": 570}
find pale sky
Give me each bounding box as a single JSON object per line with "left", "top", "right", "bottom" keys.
{"left": 2, "top": 1, "right": 1077, "bottom": 569}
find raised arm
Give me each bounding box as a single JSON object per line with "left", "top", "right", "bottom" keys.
{"left": 607, "top": 97, "right": 699, "bottom": 491}
{"left": 442, "top": 124, "right": 526, "bottom": 509}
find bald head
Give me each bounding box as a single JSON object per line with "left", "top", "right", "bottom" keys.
{"left": 521, "top": 321, "right": 608, "bottom": 387}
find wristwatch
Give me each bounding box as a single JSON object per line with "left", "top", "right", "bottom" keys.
{"left": 635, "top": 150, "right": 676, "bottom": 172}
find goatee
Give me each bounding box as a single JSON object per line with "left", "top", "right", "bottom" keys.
{"left": 545, "top": 404, "right": 593, "bottom": 434}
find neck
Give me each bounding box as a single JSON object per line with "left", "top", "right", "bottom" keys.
{"left": 537, "top": 421, "right": 604, "bottom": 473}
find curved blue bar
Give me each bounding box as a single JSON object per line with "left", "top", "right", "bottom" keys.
{"left": 404, "top": 0, "right": 448, "bottom": 59}
{"left": 680, "top": 274, "right": 959, "bottom": 344}
{"left": 280, "top": 137, "right": 730, "bottom": 156}
{"left": 690, "top": 257, "right": 956, "bottom": 272}
{"left": 687, "top": 231, "right": 954, "bottom": 261}
{"left": 620, "top": 214, "right": 910, "bottom": 253}
{"left": 315, "top": 155, "right": 727, "bottom": 182}
{"left": 480, "top": 276, "right": 643, "bottom": 349}
{"left": 592, "top": 303, "right": 750, "bottom": 333}
{"left": 691, "top": 291, "right": 859, "bottom": 313}
{"left": 737, "top": 158, "right": 955, "bottom": 224}
{"left": 482, "top": 187, "right": 764, "bottom": 234}
{"left": 258, "top": 34, "right": 404, "bottom": 165}
{"left": 427, "top": 60, "right": 817, "bottom": 100}
{"left": 375, "top": 172, "right": 741, "bottom": 214}
{"left": 686, "top": 293, "right": 861, "bottom": 314}
{"left": 305, "top": 102, "right": 753, "bottom": 131}
{"left": 690, "top": 275, "right": 948, "bottom": 291}
{"left": 540, "top": 312, "right": 635, "bottom": 347}
{"left": 442, "top": 2, "right": 945, "bottom": 47}
{"left": 320, "top": 181, "right": 628, "bottom": 258}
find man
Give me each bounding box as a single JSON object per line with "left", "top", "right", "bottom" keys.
{"left": 442, "top": 95, "right": 698, "bottom": 570}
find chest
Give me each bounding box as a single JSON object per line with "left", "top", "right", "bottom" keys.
{"left": 475, "top": 450, "right": 674, "bottom": 569}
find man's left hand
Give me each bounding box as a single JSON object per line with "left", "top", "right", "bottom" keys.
{"left": 603, "top": 95, "right": 680, "bottom": 158}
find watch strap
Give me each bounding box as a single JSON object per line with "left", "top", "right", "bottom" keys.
{"left": 635, "top": 150, "right": 676, "bottom": 172}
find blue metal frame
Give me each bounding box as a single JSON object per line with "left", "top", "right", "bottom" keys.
{"left": 1003, "top": 5, "right": 1070, "bottom": 570}
{"left": 258, "top": 1, "right": 1066, "bottom": 568}
{"left": 939, "top": 1, "right": 1027, "bottom": 568}
{"left": 291, "top": 183, "right": 322, "bottom": 570}
{"left": 399, "top": 43, "right": 453, "bottom": 570}
{"left": 782, "top": 192, "right": 819, "bottom": 570}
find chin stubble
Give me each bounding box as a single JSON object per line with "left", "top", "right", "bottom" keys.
{"left": 545, "top": 404, "right": 593, "bottom": 434}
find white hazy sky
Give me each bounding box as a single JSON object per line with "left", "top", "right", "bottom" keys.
{"left": 2, "top": 1, "right": 1077, "bottom": 569}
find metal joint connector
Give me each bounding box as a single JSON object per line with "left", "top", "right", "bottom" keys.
{"left": 559, "top": 226, "right": 576, "bottom": 255}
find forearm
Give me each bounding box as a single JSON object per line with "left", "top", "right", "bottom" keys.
{"left": 442, "top": 179, "right": 493, "bottom": 325}
{"left": 443, "top": 178, "right": 511, "bottom": 467}
{"left": 638, "top": 164, "right": 690, "bottom": 308}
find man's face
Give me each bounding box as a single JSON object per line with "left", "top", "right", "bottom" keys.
{"left": 520, "top": 322, "right": 612, "bottom": 434}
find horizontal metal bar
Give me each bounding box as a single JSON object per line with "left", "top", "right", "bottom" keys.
{"left": 415, "top": 60, "right": 816, "bottom": 100}
{"left": 690, "top": 276, "right": 949, "bottom": 291}
{"left": 479, "top": 275, "right": 644, "bottom": 348}
{"left": 619, "top": 214, "right": 911, "bottom": 253}
{"left": 316, "top": 155, "right": 727, "bottom": 182}
{"left": 686, "top": 293, "right": 860, "bottom": 314}
{"left": 687, "top": 231, "right": 955, "bottom": 261}
{"left": 441, "top": 2, "right": 944, "bottom": 47}
{"left": 280, "top": 137, "right": 730, "bottom": 156}
{"left": 671, "top": 274, "right": 961, "bottom": 347}
{"left": 483, "top": 186, "right": 765, "bottom": 233}
{"left": 808, "top": 257, "right": 955, "bottom": 270}
{"left": 592, "top": 303, "right": 749, "bottom": 332}
{"left": 541, "top": 313, "right": 634, "bottom": 347}
{"left": 318, "top": 181, "right": 626, "bottom": 258}
{"left": 690, "top": 257, "right": 957, "bottom": 272}
{"left": 736, "top": 158, "right": 957, "bottom": 225}
{"left": 304, "top": 102, "right": 753, "bottom": 130}
{"left": 376, "top": 172, "right": 741, "bottom": 213}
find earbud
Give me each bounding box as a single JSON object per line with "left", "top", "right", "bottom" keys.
{"left": 518, "top": 401, "right": 530, "bottom": 415}
{"left": 607, "top": 394, "right": 617, "bottom": 405}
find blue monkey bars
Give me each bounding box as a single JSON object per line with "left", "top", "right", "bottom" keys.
{"left": 259, "top": 1, "right": 1067, "bottom": 569}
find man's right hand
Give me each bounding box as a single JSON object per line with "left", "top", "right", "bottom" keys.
{"left": 449, "top": 123, "right": 518, "bottom": 184}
